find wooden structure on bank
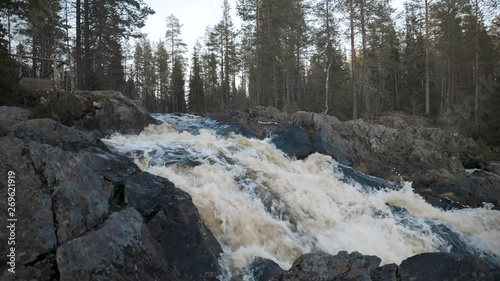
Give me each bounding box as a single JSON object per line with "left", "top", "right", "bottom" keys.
{"left": 11, "top": 54, "right": 66, "bottom": 91}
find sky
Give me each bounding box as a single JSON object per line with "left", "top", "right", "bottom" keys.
{"left": 140, "top": 0, "right": 240, "bottom": 53}
{"left": 139, "top": 0, "right": 405, "bottom": 55}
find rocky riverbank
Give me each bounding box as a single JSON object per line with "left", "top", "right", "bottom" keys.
{"left": 211, "top": 106, "right": 500, "bottom": 209}
{"left": 0, "top": 91, "right": 498, "bottom": 280}
{"left": 0, "top": 91, "right": 221, "bottom": 280}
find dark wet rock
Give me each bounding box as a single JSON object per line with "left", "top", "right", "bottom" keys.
{"left": 81, "top": 144, "right": 225, "bottom": 281}
{"left": 282, "top": 251, "right": 381, "bottom": 281}
{"left": 399, "top": 252, "right": 495, "bottom": 281}
{"left": 371, "top": 263, "right": 398, "bottom": 281}
{"left": 336, "top": 164, "right": 400, "bottom": 191}
{"left": 210, "top": 108, "right": 283, "bottom": 138}
{"left": 146, "top": 179, "right": 223, "bottom": 281}
{"left": 429, "top": 224, "right": 474, "bottom": 256}
{"left": 312, "top": 128, "right": 358, "bottom": 166}
{"left": 417, "top": 170, "right": 500, "bottom": 208}
{"left": 57, "top": 208, "right": 179, "bottom": 281}
{"left": 229, "top": 258, "right": 284, "bottom": 281}
{"left": 271, "top": 125, "right": 314, "bottom": 159}
{"left": 246, "top": 258, "right": 284, "bottom": 281}
{"left": 79, "top": 148, "right": 224, "bottom": 281}
{"left": 289, "top": 111, "right": 358, "bottom": 166}
{"left": 5, "top": 118, "right": 104, "bottom": 152}
{"left": 0, "top": 106, "right": 32, "bottom": 128}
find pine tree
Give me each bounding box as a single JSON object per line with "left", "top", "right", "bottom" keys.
{"left": 188, "top": 42, "right": 205, "bottom": 112}
{"left": 165, "top": 14, "right": 186, "bottom": 70}
{"left": 155, "top": 40, "right": 170, "bottom": 113}
{"left": 170, "top": 57, "right": 186, "bottom": 113}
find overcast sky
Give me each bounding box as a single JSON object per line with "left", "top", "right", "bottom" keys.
{"left": 139, "top": 0, "right": 405, "bottom": 54}
{"left": 140, "top": 0, "right": 240, "bottom": 52}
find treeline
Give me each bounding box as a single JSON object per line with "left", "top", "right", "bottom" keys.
{"left": 1, "top": 0, "right": 500, "bottom": 144}
{"left": 0, "top": 0, "right": 153, "bottom": 96}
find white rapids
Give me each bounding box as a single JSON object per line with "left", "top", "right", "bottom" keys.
{"left": 103, "top": 113, "right": 500, "bottom": 274}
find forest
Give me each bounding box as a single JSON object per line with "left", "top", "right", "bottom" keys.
{"left": 0, "top": 0, "right": 499, "bottom": 146}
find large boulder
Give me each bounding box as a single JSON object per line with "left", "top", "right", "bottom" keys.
{"left": 26, "top": 142, "right": 111, "bottom": 244}
{"left": 371, "top": 263, "right": 399, "bottom": 281}
{"left": 247, "top": 258, "right": 284, "bottom": 281}
{"left": 210, "top": 106, "right": 285, "bottom": 138}
{"left": 418, "top": 170, "right": 500, "bottom": 208}
{"left": 0, "top": 106, "right": 223, "bottom": 281}
{"left": 271, "top": 125, "right": 315, "bottom": 159}
{"left": 0, "top": 106, "right": 32, "bottom": 128}
{"left": 5, "top": 118, "right": 105, "bottom": 151}
{"left": 26, "top": 90, "right": 153, "bottom": 137}
{"left": 56, "top": 208, "right": 178, "bottom": 281}
{"left": 80, "top": 148, "right": 224, "bottom": 281}
{"left": 281, "top": 251, "right": 381, "bottom": 281}
{"left": 0, "top": 137, "right": 58, "bottom": 280}
{"left": 230, "top": 258, "right": 284, "bottom": 281}
{"left": 141, "top": 173, "right": 223, "bottom": 281}
{"left": 399, "top": 252, "right": 495, "bottom": 281}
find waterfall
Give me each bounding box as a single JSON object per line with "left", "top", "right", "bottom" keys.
{"left": 103, "top": 113, "right": 500, "bottom": 275}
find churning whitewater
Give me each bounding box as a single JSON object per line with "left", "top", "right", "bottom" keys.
{"left": 103, "top": 113, "right": 500, "bottom": 274}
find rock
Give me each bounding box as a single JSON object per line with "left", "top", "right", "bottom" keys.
{"left": 282, "top": 251, "right": 381, "bottom": 281}
{"left": 0, "top": 252, "right": 59, "bottom": 281}
{"left": 487, "top": 161, "right": 500, "bottom": 176}
{"left": 336, "top": 164, "right": 400, "bottom": 191}
{"left": 0, "top": 93, "right": 224, "bottom": 281}
{"left": 74, "top": 91, "right": 153, "bottom": 137}
{"left": 312, "top": 128, "right": 358, "bottom": 166}
{"left": 245, "top": 258, "right": 284, "bottom": 281}
{"left": 210, "top": 106, "right": 289, "bottom": 138}
{"left": 57, "top": 208, "right": 179, "bottom": 281}
{"left": 143, "top": 174, "right": 223, "bottom": 281}
{"left": 79, "top": 147, "right": 224, "bottom": 280}
{"left": 271, "top": 125, "right": 314, "bottom": 159}
{"left": 0, "top": 137, "right": 57, "bottom": 273}
{"left": 399, "top": 252, "right": 495, "bottom": 281}
{"left": 419, "top": 170, "right": 500, "bottom": 208}
{"left": 0, "top": 106, "right": 32, "bottom": 128}
{"left": 77, "top": 147, "right": 140, "bottom": 184}
{"left": 371, "top": 263, "right": 399, "bottom": 281}
{"left": 79, "top": 148, "right": 224, "bottom": 280}
{"left": 26, "top": 141, "right": 111, "bottom": 244}
{"left": 28, "top": 90, "right": 152, "bottom": 137}
{"left": 5, "top": 118, "right": 104, "bottom": 152}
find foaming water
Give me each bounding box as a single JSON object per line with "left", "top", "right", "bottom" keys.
{"left": 103, "top": 114, "right": 500, "bottom": 274}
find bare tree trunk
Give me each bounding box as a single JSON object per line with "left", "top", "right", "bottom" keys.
{"left": 445, "top": 54, "right": 453, "bottom": 113}
{"left": 84, "top": 0, "right": 90, "bottom": 90}
{"left": 65, "top": 0, "right": 71, "bottom": 90}
{"left": 425, "top": 0, "right": 430, "bottom": 114}
{"left": 474, "top": 0, "right": 480, "bottom": 123}
{"left": 324, "top": 57, "right": 333, "bottom": 114}
{"left": 7, "top": 12, "right": 11, "bottom": 53}
{"left": 394, "top": 65, "right": 399, "bottom": 109}
{"left": 361, "top": 0, "right": 369, "bottom": 118}
{"left": 350, "top": 0, "right": 357, "bottom": 120}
